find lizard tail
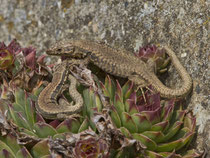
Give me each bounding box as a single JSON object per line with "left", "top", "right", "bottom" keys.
{"left": 149, "top": 46, "right": 193, "bottom": 98}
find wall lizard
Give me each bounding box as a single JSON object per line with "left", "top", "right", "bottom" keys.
{"left": 46, "top": 40, "right": 192, "bottom": 99}
{"left": 37, "top": 60, "right": 83, "bottom": 119}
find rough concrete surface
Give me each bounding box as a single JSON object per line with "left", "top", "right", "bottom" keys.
{"left": 0, "top": 0, "right": 209, "bottom": 156}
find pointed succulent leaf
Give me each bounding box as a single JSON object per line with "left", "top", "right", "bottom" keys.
{"left": 161, "top": 100, "right": 175, "bottom": 121}
{"left": 121, "top": 112, "right": 137, "bottom": 133}
{"left": 56, "top": 118, "right": 81, "bottom": 134}
{"left": 0, "top": 140, "right": 15, "bottom": 157}
{"left": 155, "top": 139, "right": 182, "bottom": 152}
{"left": 78, "top": 117, "right": 90, "bottom": 133}
{"left": 0, "top": 149, "right": 14, "bottom": 158}
{"left": 14, "top": 88, "right": 25, "bottom": 108}
{"left": 88, "top": 118, "right": 97, "bottom": 132}
{"left": 182, "top": 149, "right": 202, "bottom": 158}
{"left": 183, "top": 112, "right": 196, "bottom": 131}
{"left": 172, "top": 127, "right": 194, "bottom": 150}
{"left": 140, "top": 108, "right": 161, "bottom": 125}
{"left": 83, "top": 88, "right": 94, "bottom": 117}
{"left": 24, "top": 97, "right": 36, "bottom": 127}
{"left": 170, "top": 110, "right": 186, "bottom": 125}
{"left": 125, "top": 99, "right": 138, "bottom": 114}
{"left": 131, "top": 113, "right": 151, "bottom": 133}
{"left": 110, "top": 106, "right": 121, "bottom": 128}
{"left": 116, "top": 80, "right": 123, "bottom": 99}
{"left": 145, "top": 150, "right": 165, "bottom": 158}
{"left": 9, "top": 110, "right": 31, "bottom": 130}
{"left": 11, "top": 102, "right": 24, "bottom": 113}
{"left": 122, "top": 81, "right": 133, "bottom": 101}
{"left": 162, "top": 121, "right": 183, "bottom": 142}
{"left": 30, "top": 139, "right": 50, "bottom": 158}
{"left": 53, "top": 134, "right": 66, "bottom": 140}
{"left": 0, "top": 134, "right": 21, "bottom": 155}
{"left": 141, "top": 131, "right": 165, "bottom": 143}
{"left": 19, "top": 128, "right": 38, "bottom": 137}
{"left": 104, "top": 75, "right": 116, "bottom": 101}
{"left": 7, "top": 105, "right": 17, "bottom": 122}
{"left": 120, "top": 127, "right": 131, "bottom": 138}
{"left": 114, "top": 93, "right": 125, "bottom": 117}
{"left": 158, "top": 151, "right": 181, "bottom": 158}
{"left": 132, "top": 133, "right": 157, "bottom": 150}
{"left": 32, "top": 84, "right": 44, "bottom": 98}
{"left": 34, "top": 122, "right": 57, "bottom": 138}
{"left": 40, "top": 155, "right": 51, "bottom": 158}
{"left": 16, "top": 147, "right": 32, "bottom": 158}
{"left": 93, "top": 92, "right": 103, "bottom": 112}
{"left": 150, "top": 120, "right": 169, "bottom": 132}
{"left": 100, "top": 81, "right": 110, "bottom": 98}
{"left": 16, "top": 112, "right": 31, "bottom": 130}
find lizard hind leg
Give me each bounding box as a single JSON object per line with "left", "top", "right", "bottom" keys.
{"left": 128, "top": 75, "right": 153, "bottom": 103}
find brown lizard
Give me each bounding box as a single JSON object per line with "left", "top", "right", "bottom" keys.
{"left": 37, "top": 60, "right": 83, "bottom": 119}
{"left": 46, "top": 40, "right": 192, "bottom": 99}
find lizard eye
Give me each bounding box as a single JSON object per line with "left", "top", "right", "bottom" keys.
{"left": 57, "top": 48, "right": 62, "bottom": 52}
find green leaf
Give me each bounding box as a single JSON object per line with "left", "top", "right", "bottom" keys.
{"left": 19, "top": 129, "right": 38, "bottom": 137}
{"left": 104, "top": 76, "right": 116, "bottom": 101}
{"left": 30, "top": 140, "right": 50, "bottom": 158}
{"left": 78, "top": 117, "right": 89, "bottom": 133}
{"left": 93, "top": 92, "right": 103, "bottom": 112}
{"left": 114, "top": 93, "right": 125, "bottom": 118}
{"left": 132, "top": 133, "right": 157, "bottom": 150}
{"left": 24, "top": 97, "right": 35, "bottom": 128}
{"left": 34, "top": 122, "right": 57, "bottom": 138}
{"left": 124, "top": 99, "right": 138, "bottom": 114}
{"left": 110, "top": 106, "right": 121, "bottom": 128}
{"left": 141, "top": 131, "right": 165, "bottom": 143}
{"left": 122, "top": 81, "right": 133, "bottom": 101}
{"left": 131, "top": 113, "right": 151, "bottom": 133}
{"left": 145, "top": 150, "right": 164, "bottom": 158}
{"left": 120, "top": 127, "right": 131, "bottom": 138}
{"left": 14, "top": 89, "right": 25, "bottom": 108}
{"left": 116, "top": 80, "right": 123, "bottom": 100}
{"left": 150, "top": 120, "right": 169, "bottom": 132}
{"left": 56, "top": 118, "right": 81, "bottom": 133}
{"left": 155, "top": 139, "right": 182, "bottom": 152}
{"left": 0, "top": 149, "right": 14, "bottom": 158}
{"left": 0, "top": 140, "right": 15, "bottom": 157}
{"left": 8, "top": 110, "right": 31, "bottom": 130}
{"left": 162, "top": 121, "right": 183, "bottom": 142}
{"left": 173, "top": 128, "right": 194, "bottom": 150}
{"left": 83, "top": 88, "right": 94, "bottom": 117}
{"left": 121, "top": 112, "right": 137, "bottom": 133}
{"left": 16, "top": 147, "right": 32, "bottom": 158}
{"left": 0, "top": 134, "right": 21, "bottom": 155}
{"left": 40, "top": 155, "right": 52, "bottom": 158}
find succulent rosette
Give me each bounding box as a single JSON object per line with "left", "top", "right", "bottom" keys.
{"left": 74, "top": 132, "right": 109, "bottom": 158}
{"left": 101, "top": 76, "right": 198, "bottom": 157}
{"left": 0, "top": 39, "right": 21, "bottom": 70}
{"left": 0, "top": 39, "right": 51, "bottom": 102}
{"left": 137, "top": 45, "right": 170, "bottom": 74}
{"left": 0, "top": 86, "right": 102, "bottom": 157}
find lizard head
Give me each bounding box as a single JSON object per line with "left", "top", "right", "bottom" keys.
{"left": 46, "top": 40, "right": 89, "bottom": 59}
